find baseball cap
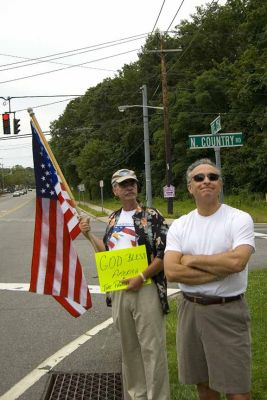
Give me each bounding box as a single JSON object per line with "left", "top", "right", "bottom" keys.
{"left": 111, "top": 169, "right": 138, "bottom": 185}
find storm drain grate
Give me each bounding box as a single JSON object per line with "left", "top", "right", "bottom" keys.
{"left": 44, "top": 372, "right": 123, "bottom": 400}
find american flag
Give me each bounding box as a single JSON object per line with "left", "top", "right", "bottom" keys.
{"left": 30, "top": 122, "right": 92, "bottom": 317}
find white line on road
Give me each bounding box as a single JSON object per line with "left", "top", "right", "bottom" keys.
{"left": 0, "top": 318, "right": 114, "bottom": 400}
{"left": 0, "top": 283, "right": 181, "bottom": 297}
{"left": 0, "top": 284, "right": 180, "bottom": 399}
{"left": 0, "top": 283, "right": 102, "bottom": 294}
{"left": 254, "top": 232, "right": 267, "bottom": 239}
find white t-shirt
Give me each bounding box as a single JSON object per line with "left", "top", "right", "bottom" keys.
{"left": 165, "top": 204, "right": 255, "bottom": 296}
{"left": 107, "top": 209, "right": 137, "bottom": 251}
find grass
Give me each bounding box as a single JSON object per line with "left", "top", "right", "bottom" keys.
{"left": 77, "top": 194, "right": 267, "bottom": 397}
{"left": 77, "top": 203, "right": 107, "bottom": 218}
{"left": 166, "top": 269, "right": 267, "bottom": 399}
{"left": 79, "top": 195, "right": 267, "bottom": 222}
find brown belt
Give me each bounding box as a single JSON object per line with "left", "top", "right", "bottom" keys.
{"left": 182, "top": 292, "right": 244, "bottom": 305}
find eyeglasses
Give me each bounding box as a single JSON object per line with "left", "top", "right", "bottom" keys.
{"left": 191, "top": 173, "right": 220, "bottom": 182}
{"left": 118, "top": 179, "right": 137, "bottom": 187}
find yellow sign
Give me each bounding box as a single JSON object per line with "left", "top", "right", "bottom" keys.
{"left": 95, "top": 245, "right": 151, "bottom": 292}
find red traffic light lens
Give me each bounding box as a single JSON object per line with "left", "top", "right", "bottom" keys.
{"left": 2, "top": 113, "right": 10, "bottom": 121}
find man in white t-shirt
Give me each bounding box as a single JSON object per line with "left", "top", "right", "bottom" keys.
{"left": 164, "top": 158, "right": 255, "bottom": 400}
{"left": 80, "top": 168, "right": 170, "bottom": 400}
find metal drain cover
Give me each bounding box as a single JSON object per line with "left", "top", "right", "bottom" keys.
{"left": 43, "top": 372, "right": 123, "bottom": 400}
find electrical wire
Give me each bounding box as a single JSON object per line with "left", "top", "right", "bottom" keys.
{"left": 167, "top": 0, "right": 221, "bottom": 71}
{"left": 110, "top": 139, "right": 144, "bottom": 169}
{"left": 0, "top": 33, "right": 148, "bottom": 69}
{"left": 151, "top": 0, "right": 166, "bottom": 33}
{"left": 165, "top": 0, "right": 185, "bottom": 32}
{"left": 0, "top": 48, "right": 139, "bottom": 85}
{"left": 0, "top": 35, "right": 147, "bottom": 73}
{"left": 150, "top": 0, "right": 221, "bottom": 99}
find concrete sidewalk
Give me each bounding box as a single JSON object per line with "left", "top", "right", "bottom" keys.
{"left": 78, "top": 201, "right": 175, "bottom": 225}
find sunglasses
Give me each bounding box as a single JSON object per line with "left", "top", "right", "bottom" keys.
{"left": 191, "top": 173, "right": 220, "bottom": 182}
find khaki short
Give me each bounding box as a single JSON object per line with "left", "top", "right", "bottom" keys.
{"left": 177, "top": 295, "right": 251, "bottom": 394}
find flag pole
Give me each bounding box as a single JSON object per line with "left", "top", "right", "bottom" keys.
{"left": 27, "top": 108, "right": 98, "bottom": 252}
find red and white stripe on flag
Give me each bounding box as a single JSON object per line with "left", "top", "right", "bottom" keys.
{"left": 30, "top": 197, "right": 92, "bottom": 317}
{"left": 55, "top": 178, "right": 80, "bottom": 240}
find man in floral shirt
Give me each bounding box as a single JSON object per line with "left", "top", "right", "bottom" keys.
{"left": 79, "top": 168, "right": 170, "bottom": 400}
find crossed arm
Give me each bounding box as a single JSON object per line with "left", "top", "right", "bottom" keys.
{"left": 164, "top": 245, "right": 254, "bottom": 285}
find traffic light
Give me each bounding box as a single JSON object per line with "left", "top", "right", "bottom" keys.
{"left": 2, "top": 113, "right": 11, "bottom": 135}
{"left": 13, "top": 118, "right": 20, "bottom": 134}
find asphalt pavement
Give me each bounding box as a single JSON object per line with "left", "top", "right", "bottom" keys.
{"left": 0, "top": 194, "right": 266, "bottom": 400}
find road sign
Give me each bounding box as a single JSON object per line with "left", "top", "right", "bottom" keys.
{"left": 99, "top": 180, "right": 104, "bottom": 187}
{"left": 78, "top": 183, "right": 85, "bottom": 192}
{"left": 163, "top": 185, "right": 175, "bottom": 198}
{"left": 210, "top": 116, "right": 221, "bottom": 134}
{"left": 189, "top": 133, "right": 243, "bottom": 149}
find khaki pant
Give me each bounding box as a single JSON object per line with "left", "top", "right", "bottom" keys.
{"left": 112, "top": 283, "right": 170, "bottom": 400}
{"left": 177, "top": 295, "right": 251, "bottom": 394}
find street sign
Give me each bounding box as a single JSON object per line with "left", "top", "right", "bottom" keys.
{"left": 210, "top": 116, "right": 221, "bottom": 135}
{"left": 188, "top": 133, "right": 243, "bottom": 149}
{"left": 78, "top": 183, "right": 85, "bottom": 192}
{"left": 99, "top": 180, "right": 104, "bottom": 187}
{"left": 163, "top": 185, "right": 175, "bottom": 198}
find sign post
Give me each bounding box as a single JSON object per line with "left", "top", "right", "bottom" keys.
{"left": 163, "top": 185, "right": 175, "bottom": 199}
{"left": 77, "top": 183, "right": 85, "bottom": 203}
{"left": 210, "top": 115, "right": 221, "bottom": 135}
{"left": 99, "top": 180, "right": 104, "bottom": 212}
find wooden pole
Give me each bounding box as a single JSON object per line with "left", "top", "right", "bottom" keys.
{"left": 160, "top": 37, "right": 173, "bottom": 215}
{"left": 27, "top": 108, "right": 99, "bottom": 252}
{"left": 28, "top": 108, "right": 76, "bottom": 207}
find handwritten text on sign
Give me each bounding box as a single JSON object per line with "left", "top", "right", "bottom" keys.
{"left": 95, "top": 245, "right": 151, "bottom": 292}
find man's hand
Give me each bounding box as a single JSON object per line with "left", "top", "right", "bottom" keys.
{"left": 79, "top": 216, "right": 91, "bottom": 234}
{"left": 122, "top": 275, "right": 144, "bottom": 292}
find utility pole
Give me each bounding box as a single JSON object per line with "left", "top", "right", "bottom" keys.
{"left": 160, "top": 36, "right": 173, "bottom": 214}
{"left": 141, "top": 84, "right": 153, "bottom": 208}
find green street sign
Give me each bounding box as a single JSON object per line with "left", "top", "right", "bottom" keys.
{"left": 210, "top": 116, "right": 221, "bottom": 134}
{"left": 189, "top": 133, "right": 243, "bottom": 149}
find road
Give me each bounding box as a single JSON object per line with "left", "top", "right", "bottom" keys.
{"left": 0, "top": 192, "right": 266, "bottom": 399}
{"left": 0, "top": 192, "right": 121, "bottom": 400}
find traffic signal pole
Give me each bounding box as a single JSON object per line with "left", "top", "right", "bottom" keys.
{"left": 1, "top": 97, "right": 20, "bottom": 135}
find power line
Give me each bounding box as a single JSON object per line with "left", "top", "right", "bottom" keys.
{"left": 0, "top": 132, "right": 50, "bottom": 141}
{"left": 151, "top": 0, "right": 166, "bottom": 33}
{"left": 167, "top": 0, "right": 220, "bottom": 71}
{"left": 0, "top": 49, "right": 139, "bottom": 85}
{"left": 150, "top": 0, "right": 221, "bottom": 98}
{"left": 0, "top": 33, "right": 148, "bottom": 69}
{"left": 0, "top": 34, "right": 147, "bottom": 73}
{"left": 165, "top": 0, "right": 185, "bottom": 32}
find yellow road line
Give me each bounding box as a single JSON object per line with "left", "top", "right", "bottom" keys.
{"left": 0, "top": 198, "right": 34, "bottom": 219}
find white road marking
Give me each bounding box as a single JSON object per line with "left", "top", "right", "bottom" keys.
{"left": 0, "top": 318, "right": 114, "bottom": 400}
{"left": 0, "top": 283, "right": 102, "bottom": 294}
{"left": 0, "top": 283, "right": 180, "bottom": 297}
{"left": 254, "top": 232, "right": 267, "bottom": 239}
{"left": 0, "top": 283, "right": 180, "bottom": 399}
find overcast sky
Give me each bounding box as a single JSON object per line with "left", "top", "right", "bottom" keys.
{"left": 0, "top": 0, "right": 225, "bottom": 168}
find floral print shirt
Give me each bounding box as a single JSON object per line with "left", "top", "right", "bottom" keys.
{"left": 103, "top": 205, "right": 170, "bottom": 314}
